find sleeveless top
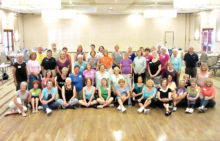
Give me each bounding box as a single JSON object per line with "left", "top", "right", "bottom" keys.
{"left": 64, "top": 85, "right": 74, "bottom": 101}
{"left": 134, "top": 83, "right": 145, "bottom": 94}
{"left": 85, "top": 86, "right": 95, "bottom": 100}
{"left": 100, "top": 86, "right": 109, "bottom": 100}
{"left": 30, "top": 88, "right": 41, "bottom": 97}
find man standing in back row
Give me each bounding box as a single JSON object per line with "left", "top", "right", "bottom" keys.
{"left": 184, "top": 46, "right": 199, "bottom": 78}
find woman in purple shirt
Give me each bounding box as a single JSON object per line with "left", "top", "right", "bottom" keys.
{"left": 56, "top": 51, "right": 71, "bottom": 77}
{"left": 120, "top": 52, "right": 132, "bottom": 90}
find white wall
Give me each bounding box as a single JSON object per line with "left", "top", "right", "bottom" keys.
{"left": 23, "top": 14, "right": 189, "bottom": 52}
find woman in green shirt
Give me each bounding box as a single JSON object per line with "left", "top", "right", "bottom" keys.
{"left": 97, "top": 78, "right": 114, "bottom": 108}
{"left": 30, "top": 80, "right": 41, "bottom": 113}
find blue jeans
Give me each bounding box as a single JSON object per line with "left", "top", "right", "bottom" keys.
{"left": 187, "top": 94, "right": 197, "bottom": 106}
{"left": 28, "top": 74, "right": 42, "bottom": 90}
{"left": 200, "top": 95, "right": 216, "bottom": 107}
{"left": 42, "top": 96, "right": 58, "bottom": 111}
{"left": 57, "top": 98, "right": 78, "bottom": 108}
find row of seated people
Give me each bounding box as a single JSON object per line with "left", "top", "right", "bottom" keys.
{"left": 6, "top": 68, "right": 216, "bottom": 117}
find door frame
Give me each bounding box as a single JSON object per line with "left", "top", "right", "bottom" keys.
{"left": 164, "top": 31, "right": 174, "bottom": 49}
{"left": 3, "top": 29, "right": 14, "bottom": 52}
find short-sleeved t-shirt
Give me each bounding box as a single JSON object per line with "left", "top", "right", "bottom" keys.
{"left": 70, "top": 72, "right": 83, "bottom": 91}
{"left": 100, "top": 56, "right": 113, "bottom": 69}
{"left": 41, "top": 57, "right": 57, "bottom": 70}
{"left": 56, "top": 59, "right": 70, "bottom": 72}
{"left": 184, "top": 53, "right": 199, "bottom": 68}
{"left": 13, "top": 62, "right": 27, "bottom": 82}
{"left": 200, "top": 86, "right": 216, "bottom": 101}
{"left": 117, "top": 87, "right": 129, "bottom": 96}
{"left": 176, "top": 88, "right": 187, "bottom": 96}
{"left": 187, "top": 86, "right": 200, "bottom": 95}
{"left": 83, "top": 69, "right": 96, "bottom": 85}
{"left": 88, "top": 57, "right": 99, "bottom": 69}
{"left": 42, "top": 87, "right": 57, "bottom": 100}
{"left": 149, "top": 60, "right": 161, "bottom": 76}
{"left": 74, "top": 61, "right": 87, "bottom": 72}
{"left": 142, "top": 87, "right": 156, "bottom": 99}
{"left": 158, "top": 87, "right": 172, "bottom": 99}
{"left": 15, "top": 90, "right": 30, "bottom": 105}
{"left": 112, "top": 52, "right": 123, "bottom": 66}
{"left": 120, "top": 59, "right": 132, "bottom": 74}
{"left": 30, "top": 88, "right": 41, "bottom": 97}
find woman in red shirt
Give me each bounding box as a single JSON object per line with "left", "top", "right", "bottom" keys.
{"left": 198, "top": 78, "right": 216, "bottom": 113}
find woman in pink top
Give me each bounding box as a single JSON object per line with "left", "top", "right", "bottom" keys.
{"left": 42, "top": 70, "right": 55, "bottom": 88}
{"left": 27, "top": 52, "right": 42, "bottom": 90}
{"left": 159, "top": 47, "right": 169, "bottom": 77}
{"left": 196, "top": 63, "right": 212, "bottom": 87}
{"left": 83, "top": 63, "right": 96, "bottom": 86}
{"left": 198, "top": 78, "right": 216, "bottom": 113}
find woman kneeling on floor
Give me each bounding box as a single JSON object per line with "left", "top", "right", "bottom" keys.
{"left": 116, "top": 79, "right": 130, "bottom": 113}
{"left": 57, "top": 77, "right": 78, "bottom": 109}
{"left": 97, "top": 78, "right": 114, "bottom": 108}
{"left": 157, "top": 78, "right": 172, "bottom": 116}
{"left": 6, "top": 82, "right": 30, "bottom": 117}
{"left": 137, "top": 79, "right": 156, "bottom": 114}
{"left": 198, "top": 78, "right": 216, "bottom": 113}
{"left": 78, "top": 78, "right": 97, "bottom": 108}
{"left": 40, "top": 80, "right": 58, "bottom": 115}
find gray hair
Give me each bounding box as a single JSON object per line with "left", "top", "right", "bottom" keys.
{"left": 17, "top": 53, "right": 24, "bottom": 57}
{"left": 65, "top": 77, "right": 72, "bottom": 82}
{"left": 20, "top": 81, "right": 27, "bottom": 88}
{"left": 62, "top": 67, "right": 69, "bottom": 73}
{"left": 77, "top": 54, "right": 83, "bottom": 59}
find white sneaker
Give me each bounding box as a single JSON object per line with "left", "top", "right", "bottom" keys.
{"left": 137, "top": 107, "right": 144, "bottom": 113}
{"left": 197, "top": 106, "right": 203, "bottom": 110}
{"left": 173, "top": 107, "right": 177, "bottom": 112}
{"left": 185, "top": 108, "right": 190, "bottom": 113}
{"left": 108, "top": 104, "right": 114, "bottom": 107}
{"left": 121, "top": 107, "right": 126, "bottom": 113}
{"left": 46, "top": 108, "right": 52, "bottom": 115}
{"left": 97, "top": 105, "right": 103, "bottom": 109}
{"left": 189, "top": 108, "right": 194, "bottom": 114}
{"left": 144, "top": 109, "right": 150, "bottom": 114}
{"left": 38, "top": 106, "right": 43, "bottom": 110}
{"left": 117, "top": 106, "right": 121, "bottom": 110}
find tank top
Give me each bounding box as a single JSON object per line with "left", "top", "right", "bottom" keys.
{"left": 30, "top": 88, "right": 41, "bottom": 97}
{"left": 135, "top": 83, "right": 145, "bottom": 94}
{"left": 196, "top": 72, "right": 210, "bottom": 87}
{"left": 85, "top": 86, "right": 94, "bottom": 100}
{"left": 100, "top": 86, "right": 109, "bottom": 100}
{"left": 64, "top": 85, "right": 74, "bottom": 101}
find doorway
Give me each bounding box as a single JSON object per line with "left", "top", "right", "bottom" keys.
{"left": 3, "top": 30, "right": 14, "bottom": 56}
{"left": 202, "top": 28, "right": 214, "bottom": 52}
{"left": 164, "top": 31, "right": 174, "bottom": 49}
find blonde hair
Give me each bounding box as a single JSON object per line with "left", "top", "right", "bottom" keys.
{"left": 118, "top": 79, "right": 125, "bottom": 84}
{"left": 59, "top": 51, "right": 66, "bottom": 59}
{"left": 77, "top": 45, "right": 83, "bottom": 52}
{"left": 113, "top": 66, "right": 120, "bottom": 74}
{"left": 200, "top": 63, "right": 208, "bottom": 71}
{"left": 205, "top": 78, "right": 213, "bottom": 86}
{"left": 146, "top": 79, "right": 155, "bottom": 87}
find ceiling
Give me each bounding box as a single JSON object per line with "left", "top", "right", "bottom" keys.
{"left": 0, "top": 0, "right": 220, "bottom": 14}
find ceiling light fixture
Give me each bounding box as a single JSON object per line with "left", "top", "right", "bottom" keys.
{"left": 144, "top": 9, "right": 177, "bottom": 18}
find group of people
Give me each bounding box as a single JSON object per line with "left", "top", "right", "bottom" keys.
{"left": 6, "top": 43, "right": 216, "bottom": 117}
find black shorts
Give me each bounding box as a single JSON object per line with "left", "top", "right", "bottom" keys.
{"left": 32, "top": 96, "right": 39, "bottom": 99}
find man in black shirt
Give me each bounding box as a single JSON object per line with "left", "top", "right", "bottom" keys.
{"left": 183, "top": 47, "right": 199, "bottom": 78}
{"left": 41, "top": 50, "right": 57, "bottom": 77}
{"left": 12, "top": 53, "right": 29, "bottom": 90}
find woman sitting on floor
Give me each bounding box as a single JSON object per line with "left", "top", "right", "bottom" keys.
{"left": 116, "top": 79, "right": 130, "bottom": 113}
{"left": 40, "top": 80, "right": 58, "bottom": 115}
{"left": 172, "top": 80, "right": 187, "bottom": 112}
{"left": 30, "top": 80, "right": 41, "bottom": 113}
{"left": 6, "top": 82, "right": 30, "bottom": 117}
{"left": 78, "top": 78, "right": 97, "bottom": 108}
{"left": 157, "top": 78, "right": 172, "bottom": 116}
{"left": 137, "top": 79, "right": 156, "bottom": 114}
{"left": 198, "top": 78, "right": 216, "bottom": 113}
{"left": 185, "top": 78, "right": 200, "bottom": 114}
{"left": 97, "top": 78, "right": 114, "bottom": 108}
{"left": 57, "top": 77, "right": 78, "bottom": 109}
{"left": 131, "top": 76, "right": 145, "bottom": 106}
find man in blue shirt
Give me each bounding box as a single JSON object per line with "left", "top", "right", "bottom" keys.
{"left": 184, "top": 47, "right": 199, "bottom": 78}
